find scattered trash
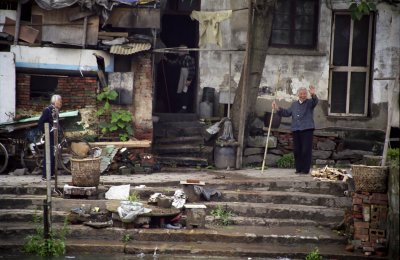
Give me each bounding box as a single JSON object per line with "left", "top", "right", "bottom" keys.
{"left": 165, "top": 223, "right": 182, "bottom": 229}
{"left": 135, "top": 185, "right": 147, "bottom": 189}
{"left": 117, "top": 201, "right": 152, "bottom": 223}
{"left": 311, "top": 166, "right": 349, "bottom": 181}
{"left": 8, "top": 168, "right": 28, "bottom": 176}
{"left": 172, "top": 190, "right": 186, "bottom": 209}
{"left": 105, "top": 184, "right": 130, "bottom": 200}
{"left": 193, "top": 185, "right": 222, "bottom": 201}
{"left": 83, "top": 220, "right": 113, "bottom": 229}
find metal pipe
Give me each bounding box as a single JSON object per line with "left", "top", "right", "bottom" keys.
{"left": 44, "top": 123, "right": 52, "bottom": 234}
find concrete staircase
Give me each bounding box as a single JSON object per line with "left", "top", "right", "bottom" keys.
{"left": 0, "top": 171, "right": 387, "bottom": 259}
{"left": 153, "top": 113, "right": 212, "bottom": 167}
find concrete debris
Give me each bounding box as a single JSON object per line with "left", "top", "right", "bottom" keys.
{"left": 105, "top": 184, "right": 130, "bottom": 200}
{"left": 311, "top": 166, "right": 349, "bottom": 182}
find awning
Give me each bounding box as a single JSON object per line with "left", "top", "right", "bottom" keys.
{"left": 110, "top": 42, "right": 151, "bottom": 55}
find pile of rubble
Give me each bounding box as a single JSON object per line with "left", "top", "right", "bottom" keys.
{"left": 347, "top": 192, "right": 388, "bottom": 256}
{"left": 311, "top": 166, "right": 349, "bottom": 182}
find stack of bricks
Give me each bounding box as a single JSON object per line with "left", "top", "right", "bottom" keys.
{"left": 351, "top": 192, "right": 388, "bottom": 256}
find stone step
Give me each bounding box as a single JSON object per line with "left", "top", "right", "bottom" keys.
{"left": 0, "top": 239, "right": 385, "bottom": 260}
{"left": 154, "top": 126, "right": 204, "bottom": 138}
{"left": 0, "top": 209, "right": 68, "bottom": 223}
{"left": 0, "top": 223, "right": 345, "bottom": 245}
{"left": 0, "top": 208, "right": 336, "bottom": 228}
{"left": 155, "top": 136, "right": 205, "bottom": 145}
{"left": 156, "top": 156, "right": 209, "bottom": 167}
{"left": 155, "top": 121, "right": 205, "bottom": 128}
{"left": 0, "top": 177, "right": 348, "bottom": 197}
{"left": 129, "top": 187, "right": 351, "bottom": 208}
{"left": 204, "top": 201, "right": 344, "bottom": 223}
{"left": 154, "top": 144, "right": 213, "bottom": 156}
{"left": 154, "top": 113, "right": 199, "bottom": 122}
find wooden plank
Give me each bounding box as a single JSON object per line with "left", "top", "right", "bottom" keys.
{"left": 89, "top": 140, "right": 151, "bottom": 148}
{"left": 98, "top": 31, "right": 129, "bottom": 37}
{"left": 108, "top": 8, "right": 160, "bottom": 29}
{"left": 3, "top": 17, "right": 39, "bottom": 44}
{"left": 31, "top": 5, "right": 98, "bottom": 46}
{"left": 31, "top": 15, "right": 42, "bottom": 44}
{"left": 67, "top": 7, "right": 95, "bottom": 22}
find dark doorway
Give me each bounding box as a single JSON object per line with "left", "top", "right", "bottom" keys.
{"left": 155, "top": 14, "right": 198, "bottom": 113}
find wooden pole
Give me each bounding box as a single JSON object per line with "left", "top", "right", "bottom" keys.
{"left": 13, "top": 0, "right": 21, "bottom": 45}
{"left": 44, "top": 123, "right": 52, "bottom": 236}
{"left": 82, "top": 16, "right": 88, "bottom": 48}
{"left": 236, "top": 0, "right": 254, "bottom": 169}
{"left": 261, "top": 69, "right": 280, "bottom": 173}
{"left": 382, "top": 82, "right": 395, "bottom": 166}
{"left": 228, "top": 53, "right": 232, "bottom": 119}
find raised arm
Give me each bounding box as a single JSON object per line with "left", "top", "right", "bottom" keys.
{"left": 272, "top": 100, "right": 292, "bottom": 117}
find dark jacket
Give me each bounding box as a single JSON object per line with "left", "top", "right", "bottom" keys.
{"left": 38, "top": 105, "right": 57, "bottom": 133}
{"left": 277, "top": 95, "right": 319, "bottom": 131}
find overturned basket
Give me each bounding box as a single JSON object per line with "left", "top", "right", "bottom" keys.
{"left": 351, "top": 165, "right": 388, "bottom": 193}
{"left": 71, "top": 157, "right": 101, "bottom": 187}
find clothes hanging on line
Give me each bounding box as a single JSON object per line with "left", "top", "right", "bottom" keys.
{"left": 190, "top": 10, "right": 232, "bottom": 47}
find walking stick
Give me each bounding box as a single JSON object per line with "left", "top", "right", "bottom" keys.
{"left": 261, "top": 69, "right": 280, "bottom": 173}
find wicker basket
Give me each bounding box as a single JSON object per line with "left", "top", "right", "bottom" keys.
{"left": 351, "top": 165, "right": 388, "bottom": 193}
{"left": 71, "top": 157, "right": 101, "bottom": 187}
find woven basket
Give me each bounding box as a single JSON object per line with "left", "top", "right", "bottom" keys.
{"left": 71, "top": 157, "right": 101, "bottom": 187}
{"left": 351, "top": 165, "right": 388, "bottom": 193}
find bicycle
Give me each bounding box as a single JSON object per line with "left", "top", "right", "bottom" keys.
{"left": 20, "top": 131, "right": 91, "bottom": 174}
{"left": 0, "top": 142, "right": 8, "bottom": 174}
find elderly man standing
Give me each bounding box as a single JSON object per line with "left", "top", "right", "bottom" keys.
{"left": 38, "top": 94, "right": 62, "bottom": 181}
{"left": 272, "top": 86, "right": 318, "bottom": 174}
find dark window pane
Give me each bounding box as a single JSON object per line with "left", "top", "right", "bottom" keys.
{"left": 296, "top": 0, "right": 315, "bottom": 15}
{"left": 349, "top": 72, "right": 366, "bottom": 114}
{"left": 331, "top": 72, "right": 348, "bottom": 113}
{"left": 275, "top": 0, "right": 291, "bottom": 13}
{"left": 295, "top": 15, "right": 314, "bottom": 30}
{"left": 271, "top": 30, "right": 290, "bottom": 45}
{"left": 294, "top": 30, "right": 313, "bottom": 45}
{"left": 30, "top": 75, "right": 58, "bottom": 99}
{"left": 352, "top": 15, "right": 370, "bottom": 66}
{"left": 272, "top": 14, "right": 291, "bottom": 29}
{"left": 271, "top": 0, "right": 318, "bottom": 48}
{"left": 333, "top": 15, "right": 351, "bottom": 66}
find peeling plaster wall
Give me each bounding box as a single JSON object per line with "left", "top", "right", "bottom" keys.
{"left": 199, "top": 1, "right": 400, "bottom": 131}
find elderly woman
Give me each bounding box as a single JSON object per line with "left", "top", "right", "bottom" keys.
{"left": 272, "top": 86, "right": 318, "bottom": 174}
{"left": 38, "top": 94, "right": 62, "bottom": 181}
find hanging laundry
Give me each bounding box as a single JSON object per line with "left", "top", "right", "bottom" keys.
{"left": 190, "top": 10, "right": 232, "bottom": 47}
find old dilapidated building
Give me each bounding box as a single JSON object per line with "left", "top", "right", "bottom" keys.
{"left": 0, "top": 0, "right": 399, "bottom": 166}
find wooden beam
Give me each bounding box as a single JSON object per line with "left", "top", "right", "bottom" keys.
{"left": 89, "top": 140, "right": 151, "bottom": 148}
{"left": 13, "top": 0, "right": 21, "bottom": 45}
{"left": 236, "top": 0, "right": 254, "bottom": 169}
{"left": 98, "top": 31, "right": 129, "bottom": 37}
{"left": 5, "top": 17, "right": 39, "bottom": 44}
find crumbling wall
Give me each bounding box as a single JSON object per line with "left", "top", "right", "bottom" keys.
{"left": 199, "top": 1, "right": 399, "bottom": 131}
{"left": 16, "top": 73, "right": 97, "bottom": 116}
{"left": 131, "top": 53, "right": 153, "bottom": 140}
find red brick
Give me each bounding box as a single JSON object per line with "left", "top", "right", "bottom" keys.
{"left": 354, "top": 227, "right": 369, "bottom": 235}
{"left": 354, "top": 221, "right": 370, "bottom": 229}
{"left": 353, "top": 197, "right": 363, "bottom": 205}
{"left": 369, "top": 229, "right": 385, "bottom": 237}
{"left": 354, "top": 233, "right": 369, "bottom": 241}
{"left": 371, "top": 193, "right": 388, "bottom": 201}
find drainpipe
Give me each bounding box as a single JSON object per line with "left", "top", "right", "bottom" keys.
{"left": 13, "top": 0, "right": 21, "bottom": 45}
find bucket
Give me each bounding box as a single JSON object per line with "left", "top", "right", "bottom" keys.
{"left": 199, "top": 101, "right": 213, "bottom": 118}
{"left": 264, "top": 111, "right": 281, "bottom": 129}
{"left": 202, "top": 87, "right": 215, "bottom": 103}
{"left": 214, "top": 146, "right": 236, "bottom": 169}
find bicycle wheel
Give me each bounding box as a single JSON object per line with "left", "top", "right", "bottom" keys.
{"left": 20, "top": 139, "right": 44, "bottom": 172}
{"left": 58, "top": 138, "right": 91, "bottom": 174}
{"left": 0, "top": 143, "right": 9, "bottom": 174}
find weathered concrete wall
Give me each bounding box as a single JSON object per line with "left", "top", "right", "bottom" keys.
{"left": 388, "top": 165, "right": 399, "bottom": 259}
{"left": 199, "top": 1, "right": 400, "bottom": 131}
{"left": 0, "top": 52, "right": 16, "bottom": 124}
{"left": 131, "top": 53, "right": 153, "bottom": 141}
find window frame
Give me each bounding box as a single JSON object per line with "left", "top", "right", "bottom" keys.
{"left": 269, "top": 0, "right": 320, "bottom": 49}
{"left": 328, "top": 12, "right": 373, "bottom": 117}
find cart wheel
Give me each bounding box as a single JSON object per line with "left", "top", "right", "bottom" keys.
{"left": 0, "top": 143, "right": 9, "bottom": 174}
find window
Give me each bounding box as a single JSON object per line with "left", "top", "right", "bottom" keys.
{"left": 270, "top": 0, "right": 319, "bottom": 48}
{"left": 329, "top": 13, "right": 373, "bottom": 116}
{"left": 30, "top": 75, "right": 58, "bottom": 100}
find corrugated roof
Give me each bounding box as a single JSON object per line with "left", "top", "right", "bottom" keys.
{"left": 110, "top": 42, "right": 151, "bottom": 55}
